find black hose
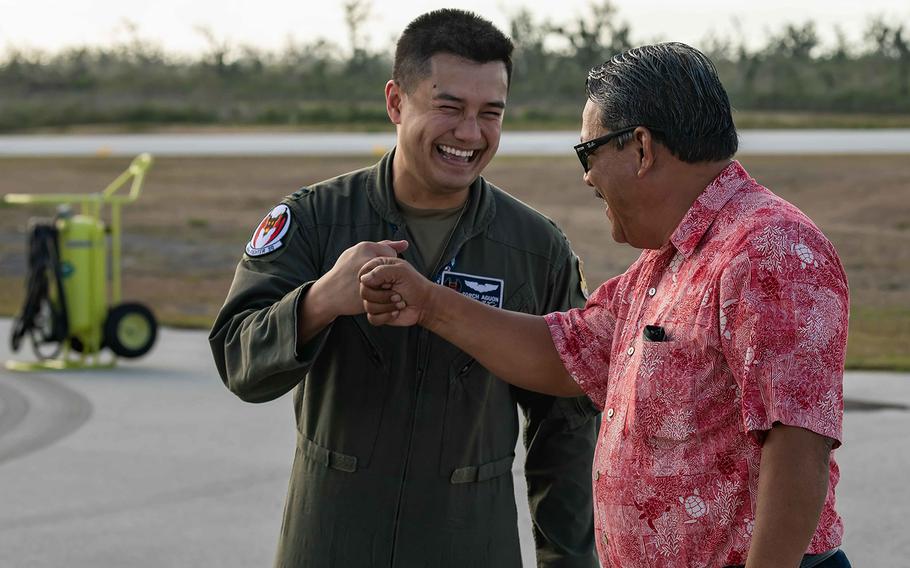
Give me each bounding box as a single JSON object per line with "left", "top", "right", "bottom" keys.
{"left": 10, "top": 220, "right": 69, "bottom": 359}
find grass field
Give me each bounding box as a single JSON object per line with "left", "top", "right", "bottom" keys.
{"left": 1, "top": 154, "right": 908, "bottom": 370}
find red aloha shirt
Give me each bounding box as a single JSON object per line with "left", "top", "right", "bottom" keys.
{"left": 545, "top": 161, "right": 848, "bottom": 567}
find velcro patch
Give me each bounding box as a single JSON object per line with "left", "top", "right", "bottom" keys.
{"left": 246, "top": 204, "right": 291, "bottom": 257}
{"left": 440, "top": 271, "right": 504, "bottom": 308}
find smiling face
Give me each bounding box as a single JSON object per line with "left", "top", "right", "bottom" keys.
{"left": 386, "top": 53, "right": 508, "bottom": 207}
{"left": 580, "top": 99, "right": 643, "bottom": 245}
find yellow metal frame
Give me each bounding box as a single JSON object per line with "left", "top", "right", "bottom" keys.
{"left": 3, "top": 154, "right": 153, "bottom": 370}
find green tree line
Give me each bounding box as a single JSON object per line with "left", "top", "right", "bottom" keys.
{"left": 1, "top": 1, "right": 909, "bottom": 132}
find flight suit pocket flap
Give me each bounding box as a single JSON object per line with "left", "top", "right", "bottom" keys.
{"left": 299, "top": 434, "right": 358, "bottom": 473}
{"left": 450, "top": 453, "right": 514, "bottom": 484}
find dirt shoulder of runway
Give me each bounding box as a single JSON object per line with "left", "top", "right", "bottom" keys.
{"left": 1, "top": 154, "right": 908, "bottom": 369}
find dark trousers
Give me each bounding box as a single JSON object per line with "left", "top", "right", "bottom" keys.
{"left": 725, "top": 548, "right": 850, "bottom": 568}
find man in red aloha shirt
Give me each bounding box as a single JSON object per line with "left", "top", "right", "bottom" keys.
{"left": 358, "top": 43, "right": 851, "bottom": 568}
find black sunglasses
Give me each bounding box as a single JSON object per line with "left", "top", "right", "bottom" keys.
{"left": 573, "top": 126, "right": 660, "bottom": 172}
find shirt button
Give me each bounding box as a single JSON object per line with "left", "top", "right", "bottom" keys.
{"left": 627, "top": 346, "right": 635, "bottom": 356}
{"left": 606, "top": 408, "right": 615, "bottom": 419}
{"left": 594, "top": 470, "right": 601, "bottom": 481}
{"left": 648, "top": 287, "right": 656, "bottom": 297}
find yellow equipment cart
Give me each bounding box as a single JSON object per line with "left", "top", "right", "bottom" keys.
{"left": 5, "top": 153, "right": 157, "bottom": 370}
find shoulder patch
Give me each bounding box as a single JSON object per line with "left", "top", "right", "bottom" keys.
{"left": 246, "top": 204, "right": 292, "bottom": 257}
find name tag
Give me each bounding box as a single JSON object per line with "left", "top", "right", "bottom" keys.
{"left": 440, "top": 271, "right": 504, "bottom": 309}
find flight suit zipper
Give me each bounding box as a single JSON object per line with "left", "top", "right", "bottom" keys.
{"left": 388, "top": 327, "right": 431, "bottom": 567}
{"left": 388, "top": 204, "right": 468, "bottom": 567}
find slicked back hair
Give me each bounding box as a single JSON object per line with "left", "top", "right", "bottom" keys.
{"left": 393, "top": 9, "right": 513, "bottom": 93}
{"left": 586, "top": 42, "right": 738, "bottom": 163}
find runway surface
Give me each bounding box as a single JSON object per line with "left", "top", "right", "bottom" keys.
{"left": 2, "top": 129, "right": 910, "bottom": 157}
{"left": 1, "top": 319, "right": 908, "bottom": 566}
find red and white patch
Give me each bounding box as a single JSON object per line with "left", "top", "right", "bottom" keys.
{"left": 246, "top": 204, "right": 291, "bottom": 257}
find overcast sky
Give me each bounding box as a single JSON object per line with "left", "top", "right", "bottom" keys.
{"left": 2, "top": 0, "right": 909, "bottom": 56}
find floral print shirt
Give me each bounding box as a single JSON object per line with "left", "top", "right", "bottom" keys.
{"left": 545, "top": 161, "right": 848, "bottom": 567}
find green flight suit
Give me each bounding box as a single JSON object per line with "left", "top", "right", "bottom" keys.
{"left": 210, "top": 151, "right": 600, "bottom": 567}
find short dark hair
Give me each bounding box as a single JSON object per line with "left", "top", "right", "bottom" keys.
{"left": 586, "top": 42, "right": 738, "bottom": 163}
{"left": 393, "top": 9, "right": 513, "bottom": 93}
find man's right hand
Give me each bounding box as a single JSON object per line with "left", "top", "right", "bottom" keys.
{"left": 359, "top": 256, "right": 434, "bottom": 327}
{"left": 313, "top": 240, "right": 410, "bottom": 318}
{"left": 297, "top": 240, "right": 408, "bottom": 346}
{"left": 359, "top": 254, "right": 581, "bottom": 397}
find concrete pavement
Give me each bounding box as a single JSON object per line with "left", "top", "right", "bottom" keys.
{"left": 1, "top": 320, "right": 908, "bottom": 566}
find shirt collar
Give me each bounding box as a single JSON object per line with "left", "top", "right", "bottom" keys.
{"left": 366, "top": 147, "right": 497, "bottom": 236}
{"left": 669, "top": 160, "right": 752, "bottom": 259}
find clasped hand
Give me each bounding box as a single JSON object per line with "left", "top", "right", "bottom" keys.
{"left": 358, "top": 257, "right": 432, "bottom": 327}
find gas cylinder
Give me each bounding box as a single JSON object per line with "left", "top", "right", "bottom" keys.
{"left": 57, "top": 213, "right": 107, "bottom": 352}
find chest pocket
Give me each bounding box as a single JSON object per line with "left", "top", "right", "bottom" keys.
{"left": 626, "top": 334, "right": 732, "bottom": 475}
{"left": 436, "top": 284, "right": 532, "bottom": 482}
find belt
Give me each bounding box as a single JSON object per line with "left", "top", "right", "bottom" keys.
{"left": 724, "top": 548, "right": 839, "bottom": 568}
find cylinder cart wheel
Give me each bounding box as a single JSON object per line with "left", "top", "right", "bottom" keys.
{"left": 104, "top": 303, "right": 157, "bottom": 358}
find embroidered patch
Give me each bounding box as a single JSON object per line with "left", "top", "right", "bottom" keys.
{"left": 246, "top": 204, "right": 291, "bottom": 257}
{"left": 440, "top": 271, "right": 504, "bottom": 308}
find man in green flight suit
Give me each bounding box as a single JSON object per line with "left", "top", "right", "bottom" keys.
{"left": 210, "top": 9, "right": 599, "bottom": 567}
